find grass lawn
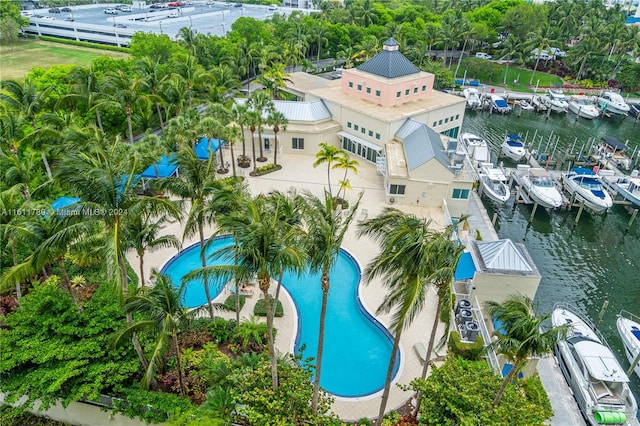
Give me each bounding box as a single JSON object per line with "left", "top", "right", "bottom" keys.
{"left": 0, "top": 39, "right": 129, "bottom": 80}
{"left": 456, "top": 58, "right": 564, "bottom": 93}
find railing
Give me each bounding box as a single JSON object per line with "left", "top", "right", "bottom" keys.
{"left": 474, "top": 296, "right": 500, "bottom": 375}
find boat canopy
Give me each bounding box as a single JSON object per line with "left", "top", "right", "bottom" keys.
{"left": 601, "top": 136, "right": 628, "bottom": 152}
{"left": 572, "top": 167, "right": 596, "bottom": 175}
{"left": 573, "top": 340, "right": 629, "bottom": 383}
{"left": 507, "top": 134, "right": 521, "bottom": 140}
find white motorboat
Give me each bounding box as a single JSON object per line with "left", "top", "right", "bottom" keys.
{"left": 542, "top": 88, "right": 569, "bottom": 112}
{"left": 596, "top": 136, "right": 633, "bottom": 170}
{"left": 617, "top": 310, "right": 640, "bottom": 380}
{"left": 501, "top": 134, "right": 526, "bottom": 161}
{"left": 562, "top": 167, "right": 613, "bottom": 213}
{"left": 513, "top": 167, "right": 563, "bottom": 209}
{"left": 490, "top": 94, "right": 512, "bottom": 114}
{"left": 478, "top": 166, "right": 511, "bottom": 203}
{"left": 603, "top": 174, "right": 640, "bottom": 208}
{"left": 596, "top": 91, "right": 630, "bottom": 116}
{"left": 552, "top": 303, "right": 638, "bottom": 426}
{"left": 630, "top": 103, "right": 640, "bottom": 119}
{"left": 459, "top": 132, "right": 491, "bottom": 167}
{"left": 568, "top": 97, "right": 601, "bottom": 120}
{"left": 518, "top": 99, "right": 534, "bottom": 111}
{"left": 531, "top": 95, "right": 548, "bottom": 112}
{"left": 463, "top": 88, "right": 482, "bottom": 110}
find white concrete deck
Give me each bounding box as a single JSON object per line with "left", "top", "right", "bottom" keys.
{"left": 130, "top": 151, "right": 450, "bottom": 421}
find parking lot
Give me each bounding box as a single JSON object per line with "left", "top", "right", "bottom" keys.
{"left": 25, "top": 1, "right": 303, "bottom": 43}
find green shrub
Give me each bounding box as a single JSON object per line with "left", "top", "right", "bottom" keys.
{"left": 249, "top": 164, "right": 282, "bottom": 177}
{"left": 253, "top": 298, "right": 284, "bottom": 317}
{"left": 357, "top": 417, "right": 373, "bottom": 426}
{"left": 223, "top": 294, "right": 246, "bottom": 312}
{"left": 37, "top": 36, "right": 129, "bottom": 53}
{"left": 448, "top": 330, "right": 484, "bottom": 361}
{"left": 206, "top": 317, "right": 236, "bottom": 343}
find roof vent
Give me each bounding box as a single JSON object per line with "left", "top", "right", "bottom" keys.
{"left": 398, "top": 159, "right": 406, "bottom": 168}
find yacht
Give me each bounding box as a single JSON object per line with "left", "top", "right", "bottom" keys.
{"left": 616, "top": 310, "right": 640, "bottom": 380}
{"left": 602, "top": 174, "right": 640, "bottom": 208}
{"left": 596, "top": 91, "right": 630, "bottom": 116}
{"left": 512, "top": 167, "right": 563, "bottom": 209}
{"left": 518, "top": 99, "right": 535, "bottom": 111}
{"left": 501, "top": 134, "right": 526, "bottom": 161}
{"left": 463, "top": 88, "right": 482, "bottom": 110}
{"left": 542, "top": 88, "right": 569, "bottom": 112}
{"left": 552, "top": 303, "right": 638, "bottom": 426}
{"left": 596, "top": 136, "right": 633, "bottom": 170}
{"left": 490, "top": 94, "right": 512, "bottom": 114}
{"left": 478, "top": 165, "right": 511, "bottom": 203}
{"left": 562, "top": 167, "right": 613, "bottom": 213}
{"left": 568, "top": 97, "right": 601, "bottom": 120}
{"left": 531, "top": 95, "right": 548, "bottom": 112}
{"left": 459, "top": 133, "right": 491, "bottom": 167}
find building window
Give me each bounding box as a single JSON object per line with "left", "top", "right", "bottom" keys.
{"left": 438, "top": 119, "right": 443, "bottom": 125}
{"left": 354, "top": 125, "right": 359, "bottom": 131}
{"left": 349, "top": 81, "right": 353, "bottom": 88}
{"left": 445, "top": 118, "right": 449, "bottom": 123}
{"left": 452, "top": 189, "right": 470, "bottom": 199}
{"left": 405, "top": 89, "right": 410, "bottom": 96}
{"left": 347, "top": 122, "right": 352, "bottom": 128}
{"left": 396, "top": 91, "right": 401, "bottom": 98}
{"left": 357, "top": 84, "right": 362, "bottom": 91}
{"left": 422, "top": 85, "right": 426, "bottom": 91}
{"left": 444, "top": 127, "right": 460, "bottom": 138}
{"left": 368, "top": 130, "right": 373, "bottom": 137}
{"left": 375, "top": 90, "right": 380, "bottom": 97}
{"left": 455, "top": 114, "right": 459, "bottom": 120}
{"left": 375, "top": 133, "right": 380, "bottom": 140}
{"left": 292, "top": 137, "right": 304, "bottom": 150}
{"left": 366, "top": 87, "right": 371, "bottom": 94}
{"left": 433, "top": 121, "right": 437, "bottom": 127}
{"left": 390, "top": 184, "right": 406, "bottom": 195}
{"left": 361, "top": 127, "right": 366, "bottom": 134}
{"left": 413, "top": 87, "right": 418, "bottom": 93}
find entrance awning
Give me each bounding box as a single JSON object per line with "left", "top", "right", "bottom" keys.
{"left": 454, "top": 252, "right": 476, "bottom": 281}
{"left": 337, "top": 131, "right": 383, "bottom": 152}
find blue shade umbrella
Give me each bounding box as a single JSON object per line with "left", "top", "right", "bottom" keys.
{"left": 194, "top": 137, "right": 223, "bottom": 160}
{"left": 454, "top": 251, "right": 476, "bottom": 281}
{"left": 140, "top": 154, "right": 179, "bottom": 179}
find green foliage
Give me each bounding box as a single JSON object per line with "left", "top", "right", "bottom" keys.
{"left": 110, "top": 387, "right": 193, "bottom": 424}
{"left": 128, "top": 32, "right": 187, "bottom": 63}
{"left": 233, "top": 316, "right": 271, "bottom": 353}
{"left": 253, "top": 298, "right": 284, "bottom": 317}
{"left": 206, "top": 317, "right": 236, "bottom": 343}
{"left": 37, "top": 36, "right": 129, "bottom": 53}
{"left": 412, "top": 357, "right": 553, "bottom": 426}
{"left": 0, "top": 282, "right": 139, "bottom": 411}
{"left": 223, "top": 294, "right": 246, "bottom": 311}
{"left": 616, "top": 62, "right": 640, "bottom": 92}
{"left": 0, "top": 406, "right": 67, "bottom": 426}
{"left": 249, "top": 163, "right": 282, "bottom": 176}
{"left": 420, "top": 60, "right": 454, "bottom": 90}
{"left": 448, "top": 331, "right": 484, "bottom": 361}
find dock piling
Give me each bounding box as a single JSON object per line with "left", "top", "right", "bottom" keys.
{"left": 625, "top": 209, "right": 638, "bottom": 233}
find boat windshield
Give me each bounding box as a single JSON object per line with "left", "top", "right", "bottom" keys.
{"left": 506, "top": 140, "right": 524, "bottom": 147}
{"left": 578, "top": 177, "right": 603, "bottom": 191}
{"left": 532, "top": 177, "right": 554, "bottom": 187}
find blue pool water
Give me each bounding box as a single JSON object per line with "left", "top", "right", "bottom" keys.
{"left": 161, "top": 236, "right": 400, "bottom": 397}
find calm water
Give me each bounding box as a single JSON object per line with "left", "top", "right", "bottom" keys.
{"left": 161, "top": 237, "right": 399, "bottom": 397}
{"left": 462, "top": 110, "right": 640, "bottom": 405}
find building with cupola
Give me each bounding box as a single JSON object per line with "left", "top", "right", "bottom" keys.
{"left": 240, "top": 37, "right": 475, "bottom": 217}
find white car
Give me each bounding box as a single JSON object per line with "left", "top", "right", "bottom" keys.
{"left": 117, "top": 5, "right": 132, "bottom": 12}
{"left": 104, "top": 8, "right": 118, "bottom": 14}
{"left": 167, "top": 10, "right": 180, "bottom": 18}
{"left": 268, "top": 4, "right": 278, "bottom": 10}
{"left": 475, "top": 52, "right": 492, "bottom": 60}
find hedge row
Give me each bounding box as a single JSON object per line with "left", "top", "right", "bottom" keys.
{"left": 37, "top": 35, "right": 130, "bottom": 53}
{"left": 254, "top": 298, "right": 283, "bottom": 317}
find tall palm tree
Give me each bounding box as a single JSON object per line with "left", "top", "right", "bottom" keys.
{"left": 248, "top": 90, "right": 272, "bottom": 163}
{"left": 161, "top": 146, "right": 218, "bottom": 320}
{"left": 527, "top": 23, "right": 559, "bottom": 85}
{"left": 485, "top": 294, "right": 568, "bottom": 406}
{"left": 134, "top": 56, "right": 171, "bottom": 130}
{"left": 113, "top": 272, "right": 193, "bottom": 397}
{"left": 163, "top": 110, "right": 201, "bottom": 150}
{"left": 232, "top": 102, "right": 250, "bottom": 167}
{"left": 313, "top": 142, "right": 343, "bottom": 198}
{"left": 223, "top": 122, "right": 241, "bottom": 177}
{"left": 498, "top": 35, "right": 524, "bottom": 85}
{"left": 61, "top": 65, "right": 108, "bottom": 133}
{"left": 300, "top": 190, "right": 361, "bottom": 414}
{"left": 266, "top": 109, "right": 287, "bottom": 167}
{"left": 309, "top": 21, "right": 329, "bottom": 65}
{"left": 102, "top": 70, "right": 143, "bottom": 144}
{"left": 246, "top": 110, "right": 261, "bottom": 173}
{"left": 357, "top": 208, "right": 442, "bottom": 425}
{"left": 333, "top": 152, "right": 359, "bottom": 201}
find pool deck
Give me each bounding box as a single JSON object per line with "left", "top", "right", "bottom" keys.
{"left": 134, "top": 152, "right": 449, "bottom": 421}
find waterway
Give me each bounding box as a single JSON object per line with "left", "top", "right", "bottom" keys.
{"left": 461, "top": 109, "right": 640, "bottom": 410}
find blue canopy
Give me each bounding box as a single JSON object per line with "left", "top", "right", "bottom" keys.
{"left": 194, "top": 137, "right": 223, "bottom": 160}
{"left": 141, "top": 154, "right": 178, "bottom": 179}
{"left": 51, "top": 196, "right": 81, "bottom": 212}
{"left": 572, "top": 167, "right": 596, "bottom": 175}
{"left": 454, "top": 252, "right": 476, "bottom": 281}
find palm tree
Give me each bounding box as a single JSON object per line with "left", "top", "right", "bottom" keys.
{"left": 102, "top": 70, "right": 143, "bottom": 144}
{"left": 134, "top": 56, "right": 171, "bottom": 130}
{"left": 197, "top": 116, "right": 226, "bottom": 174}
{"left": 246, "top": 110, "right": 261, "bottom": 173}
{"left": 161, "top": 146, "right": 218, "bottom": 320}
{"left": 312, "top": 142, "right": 343, "bottom": 198}
{"left": 163, "top": 110, "right": 201, "bottom": 150}
{"left": 300, "top": 190, "right": 361, "bottom": 414}
{"left": 113, "top": 272, "right": 193, "bottom": 397}
{"left": 61, "top": 65, "right": 108, "bottom": 133}
{"left": 527, "top": 23, "right": 559, "bottom": 85}
{"left": 248, "top": 90, "right": 272, "bottom": 163}
{"left": 333, "top": 152, "right": 359, "bottom": 201}
{"left": 266, "top": 109, "right": 287, "bottom": 167}
{"left": 231, "top": 102, "right": 250, "bottom": 167}
{"left": 223, "top": 122, "right": 241, "bottom": 177}
{"left": 498, "top": 35, "right": 524, "bottom": 85}
{"left": 485, "top": 294, "right": 568, "bottom": 406}
{"left": 309, "top": 21, "right": 329, "bottom": 65}
{"left": 357, "top": 208, "right": 442, "bottom": 425}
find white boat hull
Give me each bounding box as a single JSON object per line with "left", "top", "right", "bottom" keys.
{"left": 617, "top": 315, "right": 640, "bottom": 380}
{"left": 568, "top": 102, "right": 601, "bottom": 120}
{"left": 501, "top": 143, "right": 526, "bottom": 161}
{"left": 521, "top": 178, "right": 563, "bottom": 209}
{"left": 563, "top": 174, "right": 613, "bottom": 214}
{"left": 479, "top": 176, "right": 510, "bottom": 203}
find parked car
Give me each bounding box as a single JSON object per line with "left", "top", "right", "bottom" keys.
{"left": 168, "top": 1, "right": 183, "bottom": 6}
{"left": 268, "top": 3, "right": 278, "bottom": 10}
{"left": 550, "top": 47, "right": 566, "bottom": 58}
{"left": 167, "top": 10, "right": 180, "bottom": 17}
{"left": 64, "top": 17, "right": 74, "bottom": 21}
{"left": 330, "top": 73, "right": 342, "bottom": 80}
{"left": 21, "top": 10, "right": 34, "bottom": 17}
{"left": 116, "top": 5, "right": 132, "bottom": 12}
{"left": 113, "top": 23, "right": 127, "bottom": 28}
{"left": 48, "top": 7, "right": 61, "bottom": 13}
{"left": 150, "top": 3, "right": 167, "bottom": 8}
{"left": 60, "top": 7, "right": 72, "bottom": 12}
{"left": 104, "top": 7, "right": 118, "bottom": 14}
{"left": 475, "top": 52, "right": 492, "bottom": 60}
{"left": 234, "top": 2, "right": 243, "bottom": 7}
{"left": 531, "top": 49, "right": 552, "bottom": 61}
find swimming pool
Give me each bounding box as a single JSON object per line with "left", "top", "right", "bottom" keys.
{"left": 161, "top": 236, "right": 400, "bottom": 397}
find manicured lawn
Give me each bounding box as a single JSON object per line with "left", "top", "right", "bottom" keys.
{"left": 0, "top": 39, "right": 129, "bottom": 80}
{"left": 455, "top": 58, "right": 564, "bottom": 93}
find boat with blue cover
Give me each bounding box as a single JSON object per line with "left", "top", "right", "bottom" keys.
{"left": 561, "top": 167, "right": 613, "bottom": 214}
{"left": 617, "top": 310, "right": 640, "bottom": 380}
{"left": 501, "top": 134, "right": 526, "bottom": 161}
{"left": 490, "top": 94, "right": 512, "bottom": 114}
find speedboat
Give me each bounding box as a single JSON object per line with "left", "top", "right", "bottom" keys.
{"left": 513, "top": 167, "right": 563, "bottom": 209}
{"left": 562, "top": 167, "right": 613, "bottom": 213}
{"left": 596, "top": 136, "right": 633, "bottom": 170}
{"left": 463, "top": 88, "right": 482, "bottom": 110}
{"left": 617, "top": 310, "right": 640, "bottom": 380}
{"left": 490, "top": 94, "right": 512, "bottom": 114}
{"left": 478, "top": 165, "right": 510, "bottom": 203}
{"left": 552, "top": 303, "right": 638, "bottom": 426}
{"left": 568, "top": 97, "right": 601, "bottom": 120}
{"left": 501, "top": 134, "right": 526, "bottom": 161}
{"left": 518, "top": 99, "right": 534, "bottom": 111}
{"left": 603, "top": 174, "right": 640, "bottom": 208}
{"left": 596, "top": 91, "right": 630, "bottom": 116}
{"left": 531, "top": 95, "right": 548, "bottom": 112}
{"left": 630, "top": 103, "right": 640, "bottom": 119}
{"left": 542, "top": 88, "right": 569, "bottom": 112}
{"left": 459, "top": 132, "right": 491, "bottom": 167}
